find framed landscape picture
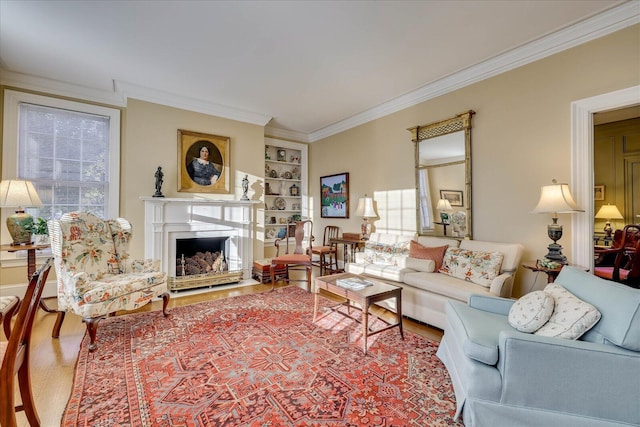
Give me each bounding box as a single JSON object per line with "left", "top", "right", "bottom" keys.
{"left": 321, "top": 173, "right": 349, "bottom": 218}
{"left": 178, "top": 129, "right": 230, "bottom": 193}
{"left": 440, "top": 189, "right": 463, "bottom": 207}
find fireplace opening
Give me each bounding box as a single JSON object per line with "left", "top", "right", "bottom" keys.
{"left": 175, "top": 237, "right": 229, "bottom": 277}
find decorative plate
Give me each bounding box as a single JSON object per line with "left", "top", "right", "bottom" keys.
{"left": 275, "top": 197, "right": 286, "bottom": 210}
{"left": 269, "top": 169, "right": 278, "bottom": 178}
{"left": 283, "top": 171, "right": 292, "bottom": 179}
{"left": 266, "top": 228, "right": 276, "bottom": 239}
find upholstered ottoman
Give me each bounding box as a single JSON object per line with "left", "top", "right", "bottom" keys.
{"left": 252, "top": 259, "right": 288, "bottom": 284}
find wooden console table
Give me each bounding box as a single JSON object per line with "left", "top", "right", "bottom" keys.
{"left": 0, "top": 243, "right": 57, "bottom": 313}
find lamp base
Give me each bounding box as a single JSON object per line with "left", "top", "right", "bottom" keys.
{"left": 361, "top": 219, "right": 372, "bottom": 241}
{"left": 544, "top": 242, "right": 567, "bottom": 265}
{"left": 6, "top": 210, "right": 34, "bottom": 245}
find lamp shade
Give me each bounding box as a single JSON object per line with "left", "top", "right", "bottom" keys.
{"left": 0, "top": 180, "right": 43, "bottom": 208}
{"left": 595, "top": 204, "right": 623, "bottom": 220}
{"left": 530, "top": 180, "right": 582, "bottom": 214}
{"left": 355, "top": 195, "right": 377, "bottom": 218}
{"left": 436, "top": 199, "right": 452, "bottom": 210}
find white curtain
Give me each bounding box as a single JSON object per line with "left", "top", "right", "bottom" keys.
{"left": 418, "top": 169, "right": 434, "bottom": 232}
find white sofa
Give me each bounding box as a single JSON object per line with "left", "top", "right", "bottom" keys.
{"left": 345, "top": 233, "right": 524, "bottom": 329}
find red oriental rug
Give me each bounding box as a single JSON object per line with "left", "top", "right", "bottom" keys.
{"left": 63, "top": 286, "right": 462, "bottom": 426}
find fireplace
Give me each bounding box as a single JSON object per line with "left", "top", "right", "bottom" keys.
{"left": 142, "top": 197, "right": 258, "bottom": 291}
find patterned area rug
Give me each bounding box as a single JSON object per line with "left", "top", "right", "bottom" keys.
{"left": 63, "top": 286, "right": 461, "bottom": 426}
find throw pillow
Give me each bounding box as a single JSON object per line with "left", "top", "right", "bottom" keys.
{"left": 535, "top": 283, "right": 602, "bottom": 340}
{"left": 438, "top": 248, "right": 504, "bottom": 287}
{"left": 508, "top": 291, "right": 555, "bottom": 333}
{"left": 405, "top": 257, "right": 436, "bottom": 272}
{"left": 409, "top": 241, "right": 448, "bottom": 270}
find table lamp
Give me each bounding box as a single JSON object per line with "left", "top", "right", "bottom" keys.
{"left": 436, "top": 199, "right": 452, "bottom": 224}
{"left": 0, "top": 180, "right": 43, "bottom": 245}
{"left": 530, "top": 179, "right": 583, "bottom": 264}
{"left": 595, "top": 204, "right": 623, "bottom": 237}
{"left": 355, "top": 194, "right": 377, "bottom": 240}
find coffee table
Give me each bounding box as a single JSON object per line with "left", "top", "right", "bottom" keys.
{"left": 313, "top": 272, "right": 403, "bottom": 355}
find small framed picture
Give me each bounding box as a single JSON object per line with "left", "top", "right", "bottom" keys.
{"left": 440, "top": 190, "right": 463, "bottom": 207}
{"left": 594, "top": 185, "right": 605, "bottom": 201}
{"left": 320, "top": 172, "right": 349, "bottom": 218}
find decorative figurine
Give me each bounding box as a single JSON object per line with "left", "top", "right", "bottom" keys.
{"left": 153, "top": 166, "right": 164, "bottom": 197}
{"left": 241, "top": 174, "right": 249, "bottom": 200}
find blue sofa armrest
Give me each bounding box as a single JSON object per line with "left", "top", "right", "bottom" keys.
{"left": 468, "top": 294, "right": 514, "bottom": 316}
{"left": 497, "top": 329, "right": 640, "bottom": 425}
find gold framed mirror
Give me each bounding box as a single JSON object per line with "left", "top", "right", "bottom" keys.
{"left": 408, "top": 111, "right": 474, "bottom": 239}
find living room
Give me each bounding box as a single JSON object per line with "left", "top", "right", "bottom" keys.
{"left": 1, "top": 1, "right": 639, "bottom": 426}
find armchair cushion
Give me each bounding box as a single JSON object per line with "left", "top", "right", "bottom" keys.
{"left": 535, "top": 283, "right": 601, "bottom": 340}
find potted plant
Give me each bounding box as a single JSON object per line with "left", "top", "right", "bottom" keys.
{"left": 29, "top": 217, "right": 49, "bottom": 245}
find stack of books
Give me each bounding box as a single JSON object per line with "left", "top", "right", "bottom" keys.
{"left": 336, "top": 277, "right": 375, "bottom": 290}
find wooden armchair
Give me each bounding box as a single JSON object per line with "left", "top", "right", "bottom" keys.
{"left": 270, "top": 220, "right": 314, "bottom": 291}
{"left": 595, "top": 224, "right": 640, "bottom": 288}
{"left": 49, "top": 211, "right": 170, "bottom": 351}
{"left": 1, "top": 258, "right": 53, "bottom": 427}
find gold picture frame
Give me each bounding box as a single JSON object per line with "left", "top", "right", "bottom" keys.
{"left": 178, "top": 130, "right": 230, "bottom": 193}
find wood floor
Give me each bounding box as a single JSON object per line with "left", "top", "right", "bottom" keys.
{"left": 5, "top": 279, "right": 443, "bottom": 427}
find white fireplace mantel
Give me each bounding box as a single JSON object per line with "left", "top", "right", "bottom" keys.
{"left": 142, "top": 197, "right": 260, "bottom": 281}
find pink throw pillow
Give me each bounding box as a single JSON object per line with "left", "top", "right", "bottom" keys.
{"left": 409, "top": 241, "right": 448, "bottom": 271}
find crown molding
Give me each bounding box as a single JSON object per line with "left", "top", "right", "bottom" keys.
{"left": 0, "top": 70, "right": 126, "bottom": 107}
{"left": 306, "top": 2, "right": 639, "bottom": 142}
{"left": 115, "top": 81, "right": 272, "bottom": 127}
{"left": 263, "top": 125, "right": 310, "bottom": 143}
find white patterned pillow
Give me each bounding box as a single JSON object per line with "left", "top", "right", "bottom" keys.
{"left": 508, "top": 291, "right": 555, "bottom": 333}
{"left": 535, "top": 283, "right": 601, "bottom": 340}
{"left": 438, "top": 248, "right": 504, "bottom": 287}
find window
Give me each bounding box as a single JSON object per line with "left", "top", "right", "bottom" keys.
{"left": 3, "top": 90, "right": 120, "bottom": 222}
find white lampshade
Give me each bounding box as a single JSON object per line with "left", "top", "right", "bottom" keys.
{"left": 436, "top": 199, "right": 452, "bottom": 211}
{"left": 0, "top": 180, "right": 43, "bottom": 208}
{"left": 530, "top": 180, "right": 582, "bottom": 214}
{"left": 355, "top": 195, "right": 377, "bottom": 218}
{"left": 595, "top": 204, "right": 623, "bottom": 220}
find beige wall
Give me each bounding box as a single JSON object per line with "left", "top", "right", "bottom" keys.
{"left": 1, "top": 25, "right": 638, "bottom": 296}
{"left": 310, "top": 24, "right": 640, "bottom": 296}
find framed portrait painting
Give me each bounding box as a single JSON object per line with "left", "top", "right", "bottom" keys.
{"left": 320, "top": 173, "right": 349, "bottom": 218}
{"left": 178, "top": 130, "right": 230, "bottom": 193}
{"left": 440, "top": 189, "right": 463, "bottom": 207}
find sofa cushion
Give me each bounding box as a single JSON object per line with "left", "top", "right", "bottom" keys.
{"left": 535, "top": 283, "right": 601, "bottom": 340}
{"left": 345, "top": 263, "right": 413, "bottom": 282}
{"left": 403, "top": 271, "right": 493, "bottom": 301}
{"left": 409, "top": 241, "right": 448, "bottom": 270}
{"left": 439, "top": 248, "right": 504, "bottom": 287}
{"left": 554, "top": 266, "right": 640, "bottom": 351}
{"left": 446, "top": 300, "right": 512, "bottom": 365}
{"left": 361, "top": 234, "right": 412, "bottom": 265}
{"left": 508, "top": 290, "right": 555, "bottom": 333}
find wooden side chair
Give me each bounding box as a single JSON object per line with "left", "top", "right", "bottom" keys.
{"left": 310, "top": 225, "right": 339, "bottom": 275}
{"left": 0, "top": 296, "right": 20, "bottom": 339}
{"left": 1, "top": 257, "right": 53, "bottom": 427}
{"left": 271, "top": 220, "right": 314, "bottom": 292}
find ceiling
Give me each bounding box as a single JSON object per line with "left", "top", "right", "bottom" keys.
{"left": 0, "top": 1, "right": 635, "bottom": 142}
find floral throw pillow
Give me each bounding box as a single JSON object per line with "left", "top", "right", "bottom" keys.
{"left": 535, "top": 283, "right": 601, "bottom": 340}
{"left": 508, "top": 291, "right": 555, "bottom": 333}
{"left": 439, "top": 248, "right": 504, "bottom": 287}
{"left": 409, "top": 241, "right": 448, "bottom": 270}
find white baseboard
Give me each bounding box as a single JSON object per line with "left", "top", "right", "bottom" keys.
{"left": 1, "top": 280, "right": 58, "bottom": 300}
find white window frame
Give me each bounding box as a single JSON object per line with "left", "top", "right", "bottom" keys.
{"left": 2, "top": 89, "right": 120, "bottom": 265}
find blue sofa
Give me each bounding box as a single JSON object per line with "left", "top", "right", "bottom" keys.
{"left": 436, "top": 266, "right": 640, "bottom": 427}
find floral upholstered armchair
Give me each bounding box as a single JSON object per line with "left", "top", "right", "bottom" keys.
{"left": 49, "top": 211, "right": 170, "bottom": 351}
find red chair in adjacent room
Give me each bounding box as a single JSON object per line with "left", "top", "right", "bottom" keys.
{"left": 594, "top": 224, "right": 640, "bottom": 288}
{"left": 271, "top": 220, "right": 314, "bottom": 292}
{"left": 1, "top": 258, "right": 53, "bottom": 427}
